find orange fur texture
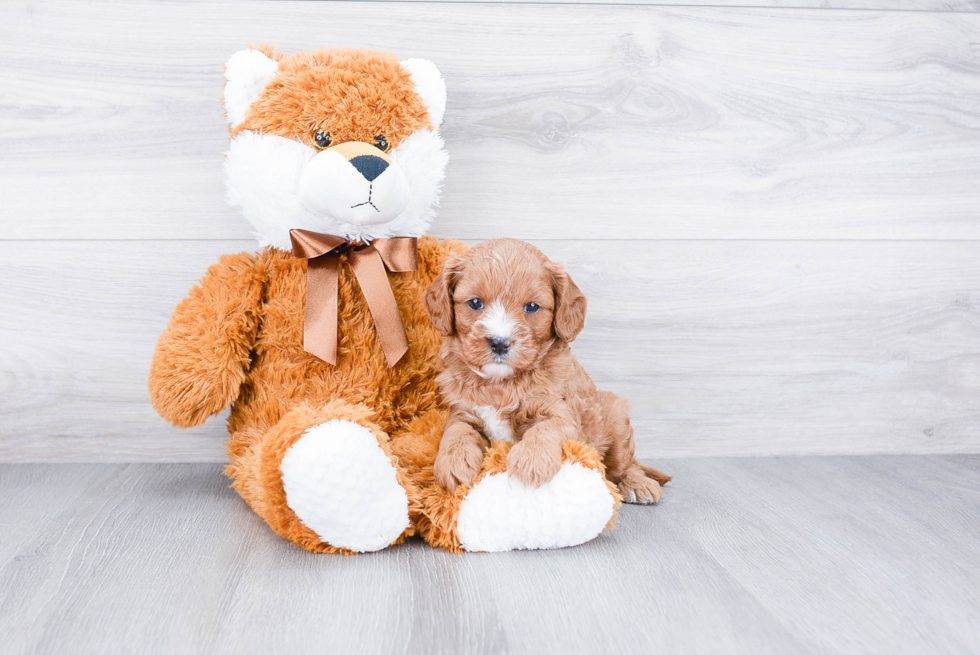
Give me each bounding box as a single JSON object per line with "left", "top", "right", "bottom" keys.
{"left": 150, "top": 237, "right": 467, "bottom": 551}
{"left": 151, "top": 47, "right": 631, "bottom": 553}
{"left": 425, "top": 239, "right": 671, "bottom": 504}
{"left": 231, "top": 46, "right": 431, "bottom": 151}
{"left": 148, "top": 45, "right": 459, "bottom": 553}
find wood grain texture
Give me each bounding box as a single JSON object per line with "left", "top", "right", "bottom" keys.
{"left": 2, "top": 239, "right": 978, "bottom": 462}
{"left": 1, "top": 457, "right": 978, "bottom": 654}
{"left": 362, "top": 0, "right": 980, "bottom": 8}
{"left": 1, "top": 1, "right": 979, "bottom": 241}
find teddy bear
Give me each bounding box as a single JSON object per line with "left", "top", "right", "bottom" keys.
{"left": 148, "top": 45, "right": 623, "bottom": 554}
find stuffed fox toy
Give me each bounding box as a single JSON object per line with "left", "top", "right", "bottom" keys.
{"left": 149, "top": 45, "right": 622, "bottom": 553}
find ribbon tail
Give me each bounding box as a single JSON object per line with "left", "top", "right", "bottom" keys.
{"left": 350, "top": 247, "right": 410, "bottom": 367}
{"left": 304, "top": 253, "right": 340, "bottom": 365}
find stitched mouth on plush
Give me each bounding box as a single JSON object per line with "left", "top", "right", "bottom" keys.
{"left": 298, "top": 143, "right": 412, "bottom": 227}
{"left": 225, "top": 129, "right": 447, "bottom": 248}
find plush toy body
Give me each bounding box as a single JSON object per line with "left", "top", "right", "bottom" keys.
{"left": 149, "top": 46, "right": 620, "bottom": 553}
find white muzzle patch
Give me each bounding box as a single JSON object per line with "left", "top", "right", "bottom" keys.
{"left": 225, "top": 129, "right": 447, "bottom": 249}
{"left": 479, "top": 363, "right": 515, "bottom": 380}
{"left": 479, "top": 301, "right": 516, "bottom": 341}
{"left": 299, "top": 149, "right": 411, "bottom": 226}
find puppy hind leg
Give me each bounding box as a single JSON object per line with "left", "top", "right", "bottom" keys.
{"left": 597, "top": 390, "right": 638, "bottom": 484}
{"left": 599, "top": 390, "right": 666, "bottom": 504}
{"left": 617, "top": 465, "right": 663, "bottom": 504}
{"left": 640, "top": 464, "right": 672, "bottom": 486}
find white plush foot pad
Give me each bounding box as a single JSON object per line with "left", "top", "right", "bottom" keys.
{"left": 280, "top": 419, "right": 410, "bottom": 553}
{"left": 456, "top": 462, "right": 616, "bottom": 552}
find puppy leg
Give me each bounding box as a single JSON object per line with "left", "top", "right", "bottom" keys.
{"left": 640, "top": 463, "right": 672, "bottom": 486}
{"left": 617, "top": 466, "right": 663, "bottom": 504}
{"left": 606, "top": 433, "right": 663, "bottom": 504}
{"left": 507, "top": 403, "right": 577, "bottom": 487}
{"left": 434, "top": 419, "right": 489, "bottom": 492}
{"left": 507, "top": 436, "right": 564, "bottom": 488}
{"left": 600, "top": 391, "right": 666, "bottom": 504}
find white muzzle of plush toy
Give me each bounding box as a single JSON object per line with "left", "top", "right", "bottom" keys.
{"left": 299, "top": 141, "right": 411, "bottom": 227}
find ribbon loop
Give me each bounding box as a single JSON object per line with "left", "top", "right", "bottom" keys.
{"left": 289, "top": 229, "right": 416, "bottom": 367}
{"left": 289, "top": 230, "right": 347, "bottom": 260}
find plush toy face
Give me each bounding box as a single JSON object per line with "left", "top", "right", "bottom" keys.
{"left": 223, "top": 47, "right": 448, "bottom": 249}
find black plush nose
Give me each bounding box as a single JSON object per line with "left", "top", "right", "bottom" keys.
{"left": 488, "top": 337, "right": 510, "bottom": 356}
{"left": 349, "top": 155, "right": 389, "bottom": 182}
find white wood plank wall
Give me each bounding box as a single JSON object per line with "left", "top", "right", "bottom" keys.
{"left": 1, "top": 0, "right": 978, "bottom": 461}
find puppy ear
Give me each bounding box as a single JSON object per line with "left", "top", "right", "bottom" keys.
{"left": 425, "top": 254, "right": 465, "bottom": 336}
{"left": 549, "top": 262, "right": 587, "bottom": 342}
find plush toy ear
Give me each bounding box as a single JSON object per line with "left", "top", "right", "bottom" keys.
{"left": 400, "top": 58, "right": 447, "bottom": 129}
{"left": 425, "top": 254, "right": 465, "bottom": 336}
{"left": 549, "top": 262, "right": 587, "bottom": 343}
{"left": 224, "top": 49, "right": 280, "bottom": 127}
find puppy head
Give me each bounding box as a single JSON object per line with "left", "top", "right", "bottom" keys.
{"left": 425, "top": 239, "right": 586, "bottom": 380}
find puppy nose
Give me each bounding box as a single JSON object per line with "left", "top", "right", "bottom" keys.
{"left": 349, "top": 155, "right": 389, "bottom": 182}
{"left": 488, "top": 337, "right": 510, "bottom": 356}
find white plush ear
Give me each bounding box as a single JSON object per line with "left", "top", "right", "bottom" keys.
{"left": 224, "top": 49, "right": 279, "bottom": 127}
{"left": 400, "top": 58, "right": 447, "bottom": 129}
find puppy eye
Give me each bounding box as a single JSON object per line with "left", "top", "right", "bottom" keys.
{"left": 467, "top": 298, "right": 484, "bottom": 311}
{"left": 374, "top": 135, "right": 390, "bottom": 152}
{"left": 314, "top": 131, "right": 333, "bottom": 149}
{"left": 524, "top": 302, "right": 540, "bottom": 314}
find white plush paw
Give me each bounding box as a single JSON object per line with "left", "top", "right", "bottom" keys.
{"left": 456, "top": 462, "right": 616, "bottom": 552}
{"left": 280, "top": 419, "right": 410, "bottom": 552}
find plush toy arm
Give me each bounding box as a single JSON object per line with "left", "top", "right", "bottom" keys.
{"left": 148, "top": 252, "right": 265, "bottom": 428}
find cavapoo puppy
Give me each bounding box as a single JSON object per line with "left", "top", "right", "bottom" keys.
{"left": 425, "top": 238, "right": 670, "bottom": 503}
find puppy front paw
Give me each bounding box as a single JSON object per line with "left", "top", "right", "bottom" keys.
{"left": 617, "top": 469, "right": 663, "bottom": 504}
{"left": 434, "top": 438, "right": 484, "bottom": 492}
{"left": 507, "top": 439, "right": 563, "bottom": 487}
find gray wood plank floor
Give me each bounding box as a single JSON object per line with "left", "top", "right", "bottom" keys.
{"left": 1, "top": 456, "right": 978, "bottom": 654}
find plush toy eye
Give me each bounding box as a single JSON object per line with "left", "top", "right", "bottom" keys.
{"left": 467, "top": 298, "right": 484, "bottom": 311}
{"left": 314, "top": 131, "right": 333, "bottom": 149}
{"left": 374, "top": 135, "right": 390, "bottom": 152}
{"left": 524, "top": 302, "right": 540, "bottom": 314}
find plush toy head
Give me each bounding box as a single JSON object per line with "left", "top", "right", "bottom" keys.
{"left": 223, "top": 46, "right": 448, "bottom": 249}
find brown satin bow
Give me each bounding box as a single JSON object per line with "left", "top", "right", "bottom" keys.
{"left": 289, "top": 229, "right": 418, "bottom": 367}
